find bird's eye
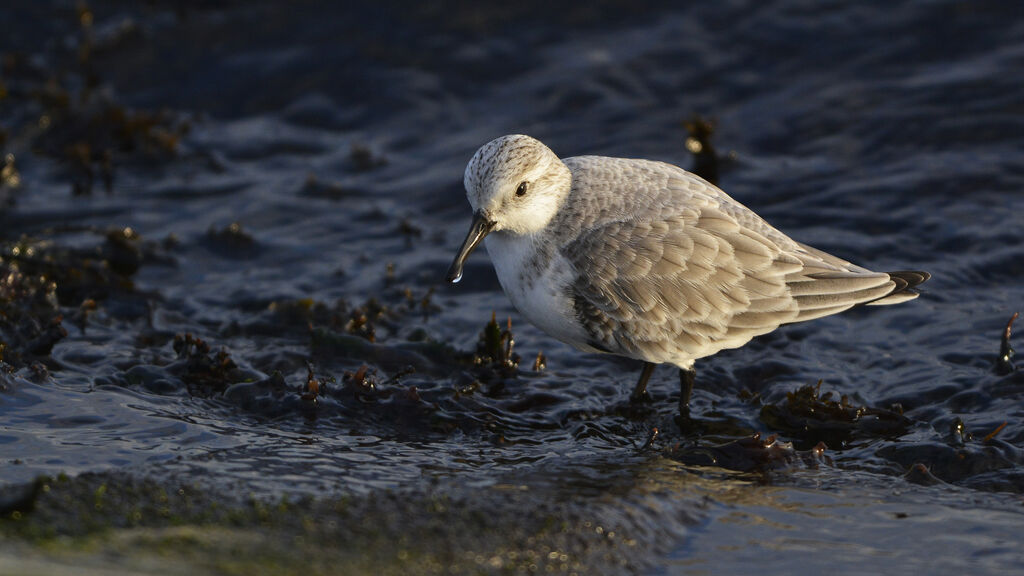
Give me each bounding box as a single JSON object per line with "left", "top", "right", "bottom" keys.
{"left": 515, "top": 181, "right": 529, "bottom": 197}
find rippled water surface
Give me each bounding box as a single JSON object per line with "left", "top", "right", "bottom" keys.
{"left": 1, "top": 1, "right": 1023, "bottom": 574}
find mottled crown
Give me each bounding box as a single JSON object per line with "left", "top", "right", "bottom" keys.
{"left": 463, "top": 134, "right": 567, "bottom": 214}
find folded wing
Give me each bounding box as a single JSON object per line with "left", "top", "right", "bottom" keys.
{"left": 563, "top": 183, "right": 927, "bottom": 364}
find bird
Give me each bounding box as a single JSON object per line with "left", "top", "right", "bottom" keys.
{"left": 445, "top": 134, "right": 929, "bottom": 421}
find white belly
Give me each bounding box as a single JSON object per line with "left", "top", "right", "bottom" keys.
{"left": 484, "top": 233, "right": 592, "bottom": 351}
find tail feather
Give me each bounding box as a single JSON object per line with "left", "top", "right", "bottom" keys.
{"left": 863, "top": 270, "right": 931, "bottom": 306}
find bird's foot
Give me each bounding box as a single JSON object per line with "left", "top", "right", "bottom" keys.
{"left": 629, "top": 389, "right": 652, "bottom": 404}
{"left": 674, "top": 404, "right": 701, "bottom": 435}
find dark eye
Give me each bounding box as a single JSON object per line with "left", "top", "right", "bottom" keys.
{"left": 515, "top": 181, "right": 529, "bottom": 197}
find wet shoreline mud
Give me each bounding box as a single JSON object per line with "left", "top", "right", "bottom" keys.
{"left": 2, "top": 2, "right": 1023, "bottom": 574}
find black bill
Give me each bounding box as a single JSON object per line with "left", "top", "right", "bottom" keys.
{"left": 446, "top": 212, "right": 494, "bottom": 283}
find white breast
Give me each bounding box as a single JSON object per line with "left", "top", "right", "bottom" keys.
{"left": 484, "top": 232, "right": 593, "bottom": 351}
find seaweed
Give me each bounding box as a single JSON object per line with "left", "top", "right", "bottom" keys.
{"left": 349, "top": 142, "right": 388, "bottom": 172}
{"left": 981, "top": 421, "right": 1007, "bottom": 444}
{"left": 638, "top": 427, "right": 659, "bottom": 452}
{"left": 1, "top": 226, "right": 166, "bottom": 305}
{"left": 264, "top": 286, "right": 438, "bottom": 344}
{"left": 0, "top": 1, "right": 188, "bottom": 200}
{"left": 300, "top": 363, "right": 326, "bottom": 403}
{"left": 473, "top": 312, "right": 519, "bottom": 375}
{"left": 397, "top": 218, "right": 424, "bottom": 247}
{"left": 297, "top": 174, "right": 366, "bottom": 200}
{"left": 170, "top": 333, "right": 242, "bottom": 397}
{"left": 0, "top": 153, "right": 20, "bottom": 208}
{"left": 759, "top": 380, "right": 911, "bottom": 449}
{"left": 684, "top": 115, "right": 719, "bottom": 186}
{"left": 0, "top": 253, "right": 66, "bottom": 367}
{"left": 203, "top": 222, "right": 259, "bottom": 258}
{"left": 666, "top": 433, "right": 830, "bottom": 474}
{"left": 996, "top": 312, "right": 1017, "bottom": 375}
{"left": 0, "top": 226, "right": 173, "bottom": 367}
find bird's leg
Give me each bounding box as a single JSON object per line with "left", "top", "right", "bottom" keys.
{"left": 629, "top": 362, "right": 656, "bottom": 403}
{"left": 677, "top": 366, "right": 696, "bottom": 424}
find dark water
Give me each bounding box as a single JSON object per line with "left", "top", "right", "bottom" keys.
{"left": 1, "top": 1, "right": 1023, "bottom": 574}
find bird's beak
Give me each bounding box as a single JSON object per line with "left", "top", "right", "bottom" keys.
{"left": 446, "top": 211, "right": 495, "bottom": 283}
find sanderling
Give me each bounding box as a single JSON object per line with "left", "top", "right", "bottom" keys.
{"left": 446, "top": 134, "right": 929, "bottom": 419}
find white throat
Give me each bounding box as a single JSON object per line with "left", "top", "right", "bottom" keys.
{"left": 484, "top": 231, "right": 590, "bottom": 350}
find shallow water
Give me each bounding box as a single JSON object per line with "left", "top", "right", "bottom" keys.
{"left": 1, "top": 1, "right": 1023, "bottom": 574}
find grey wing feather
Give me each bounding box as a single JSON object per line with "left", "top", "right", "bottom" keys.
{"left": 561, "top": 163, "right": 926, "bottom": 364}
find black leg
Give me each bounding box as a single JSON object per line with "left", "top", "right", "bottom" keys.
{"left": 630, "top": 362, "right": 656, "bottom": 403}
{"left": 678, "top": 366, "right": 695, "bottom": 412}
{"left": 676, "top": 366, "right": 697, "bottom": 430}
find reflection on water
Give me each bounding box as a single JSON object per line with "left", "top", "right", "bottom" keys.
{"left": 670, "top": 470, "right": 1024, "bottom": 574}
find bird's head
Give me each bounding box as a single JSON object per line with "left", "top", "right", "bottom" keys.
{"left": 446, "top": 134, "right": 571, "bottom": 283}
